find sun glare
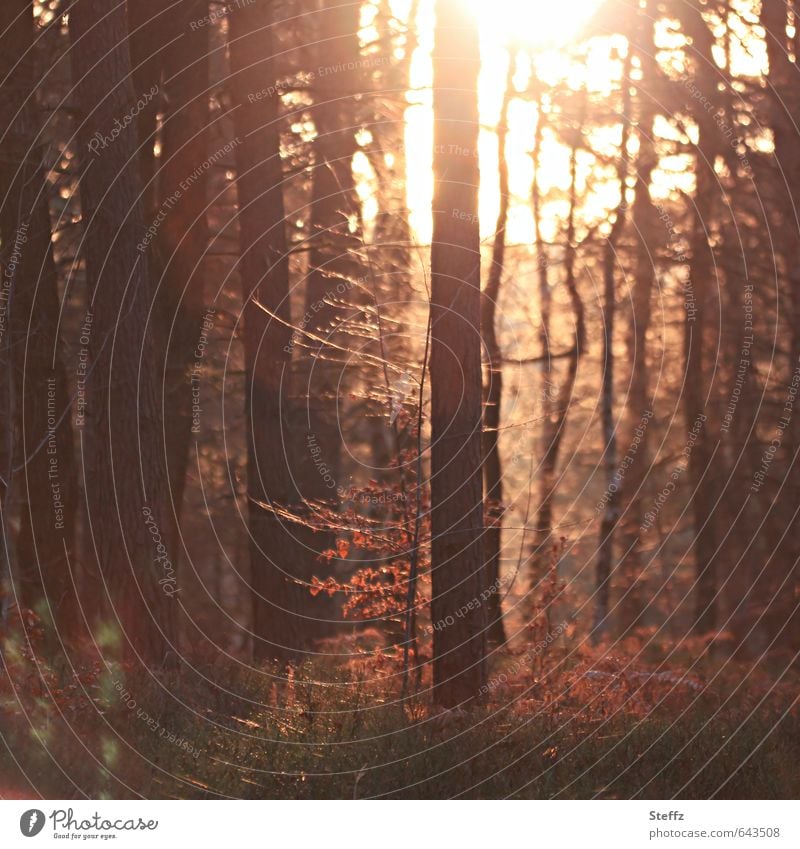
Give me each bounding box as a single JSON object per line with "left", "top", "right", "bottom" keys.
{"left": 403, "top": 0, "right": 610, "bottom": 244}
{"left": 464, "top": 0, "right": 604, "bottom": 48}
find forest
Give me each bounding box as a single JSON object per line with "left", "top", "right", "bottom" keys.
{"left": 0, "top": 0, "right": 799, "bottom": 800}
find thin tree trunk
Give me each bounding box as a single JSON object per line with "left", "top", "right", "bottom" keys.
{"left": 534, "top": 95, "right": 586, "bottom": 591}
{"left": 430, "top": 0, "right": 486, "bottom": 707}
{"left": 617, "top": 13, "right": 659, "bottom": 637}
{"left": 70, "top": 0, "right": 176, "bottom": 664}
{"left": 717, "top": 220, "right": 760, "bottom": 654}
{"left": 300, "top": 0, "right": 363, "bottom": 481}
{"left": 532, "top": 91, "right": 554, "bottom": 572}
{"left": 684, "top": 125, "right": 718, "bottom": 636}
{"left": 292, "top": 0, "right": 364, "bottom": 642}
{"left": 715, "top": 15, "right": 760, "bottom": 655}
{"left": 366, "top": 0, "right": 419, "bottom": 495}
{"left": 482, "top": 52, "right": 516, "bottom": 647}
{"left": 593, "top": 49, "right": 632, "bottom": 639}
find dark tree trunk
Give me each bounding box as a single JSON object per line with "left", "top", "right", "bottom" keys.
{"left": 0, "top": 0, "right": 78, "bottom": 643}
{"left": 128, "top": 0, "right": 166, "bottom": 223}
{"left": 760, "top": 0, "right": 800, "bottom": 653}
{"left": 717, "top": 218, "right": 761, "bottom": 654}
{"left": 684, "top": 126, "right": 718, "bottom": 636}
{"left": 482, "top": 54, "right": 516, "bottom": 648}
{"left": 70, "top": 0, "right": 176, "bottom": 664}
{"left": 229, "top": 0, "right": 306, "bottom": 662}
{"left": 676, "top": 3, "right": 722, "bottom": 636}
{"left": 157, "top": 1, "right": 211, "bottom": 539}
{"left": 128, "top": 1, "right": 212, "bottom": 546}
{"left": 430, "top": 0, "right": 486, "bottom": 707}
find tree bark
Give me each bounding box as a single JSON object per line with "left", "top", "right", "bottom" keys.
{"left": 481, "top": 53, "right": 516, "bottom": 648}
{"left": 617, "top": 12, "right": 659, "bottom": 636}
{"left": 531, "top": 91, "right": 554, "bottom": 574}
{"left": 594, "top": 49, "right": 632, "bottom": 639}
{"left": 157, "top": 1, "right": 211, "bottom": 540}
{"left": 430, "top": 0, "right": 486, "bottom": 706}
{"left": 684, "top": 126, "right": 718, "bottom": 636}
{"left": 229, "top": 0, "right": 306, "bottom": 662}
{"left": 0, "top": 0, "right": 78, "bottom": 643}
{"left": 127, "top": 1, "right": 212, "bottom": 546}
{"left": 70, "top": 0, "right": 176, "bottom": 665}
{"left": 676, "top": 2, "right": 721, "bottom": 636}
{"left": 127, "top": 0, "right": 165, "bottom": 223}
{"left": 760, "top": 0, "right": 800, "bottom": 653}
{"left": 534, "top": 94, "right": 586, "bottom": 592}
{"left": 292, "top": 0, "right": 364, "bottom": 642}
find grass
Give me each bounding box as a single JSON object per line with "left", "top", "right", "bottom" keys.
{"left": 2, "top": 642, "right": 798, "bottom": 799}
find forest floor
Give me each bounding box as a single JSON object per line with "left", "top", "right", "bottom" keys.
{"left": 2, "top": 641, "right": 798, "bottom": 799}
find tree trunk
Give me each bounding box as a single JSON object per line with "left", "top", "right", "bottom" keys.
{"left": 127, "top": 1, "right": 212, "bottom": 547}
{"left": 229, "top": 0, "right": 306, "bottom": 662}
{"left": 482, "top": 53, "right": 516, "bottom": 648}
{"left": 676, "top": 3, "right": 721, "bottom": 636}
{"left": 0, "top": 0, "right": 78, "bottom": 643}
{"left": 534, "top": 95, "right": 586, "bottom": 593}
{"left": 617, "top": 13, "right": 658, "bottom": 636}
{"left": 127, "top": 0, "right": 165, "bottom": 223}
{"left": 594, "top": 49, "right": 632, "bottom": 639}
{"left": 70, "top": 0, "right": 176, "bottom": 665}
{"left": 292, "top": 0, "right": 364, "bottom": 642}
{"left": 157, "top": 1, "right": 211, "bottom": 540}
{"left": 760, "top": 0, "right": 800, "bottom": 653}
{"left": 684, "top": 125, "right": 718, "bottom": 636}
{"left": 531, "top": 92, "right": 553, "bottom": 574}
{"left": 430, "top": 0, "right": 486, "bottom": 707}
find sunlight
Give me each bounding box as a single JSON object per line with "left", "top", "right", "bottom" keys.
{"left": 464, "top": 0, "right": 603, "bottom": 48}
{"left": 403, "top": 0, "right": 612, "bottom": 244}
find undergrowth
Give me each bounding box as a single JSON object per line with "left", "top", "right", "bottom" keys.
{"left": 1, "top": 637, "right": 797, "bottom": 800}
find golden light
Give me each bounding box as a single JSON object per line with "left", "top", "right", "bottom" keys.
{"left": 464, "top": 0, "right": 604, "bottom": 48}
{"left": 399, "top": 0, "right": 612, "bottom": 244}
